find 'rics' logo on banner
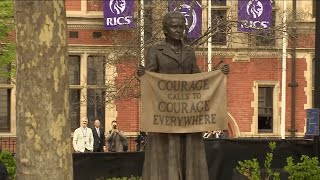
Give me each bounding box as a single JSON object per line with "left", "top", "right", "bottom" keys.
{"left": 175, "top": 4, "right": 197, "bottom": 33}
{"left": 246, "top": 0, "right": 263, "bottom": 18}
{"left": 109, "top": 0, "right": 126, "bottom": 15}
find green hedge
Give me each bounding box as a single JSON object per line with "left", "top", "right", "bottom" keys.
{"left": 0, "top": 150, "right": 16, "bottom": 180}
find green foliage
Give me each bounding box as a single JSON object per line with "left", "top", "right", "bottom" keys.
{"left": 0, "top": 1, "right": 14, "bottom": 39}
{"left": 284, "top": 155, "right": 320, "bottom": 180}
{"left": 236, "top": 142, "right": 280, "bottom": 180}
{"left": 236, "top": 158, "right": 261, "bottom": 180}
{"left": 0, "top": 150, "right": 16, "bottom": 180}
{"left": 105, "top": 176, "right": 141, "bottom": 180}
{"left": 264, "top": 142, "right": 280, "bottom": 180}
{"left": 0, "top": 0, "right": 15, "bottom": 75}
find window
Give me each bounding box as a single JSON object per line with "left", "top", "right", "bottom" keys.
{"left": 0, "top": 89, "right": 10, "bottom": 132}
{"left": 211, "top": 0, "right": 226, "bottom": 6}
{"left": 0, "top": 65, "right": 11, "bottom": 132}
{"left": 211, "top": 10, "right": 227, "bottom": 45}
{"left": 258, "top": 87, "right": 274, "bottom": 133}
{"left": 70, "top": 90, "right": 80, "bottom": 130}
{"left": 68, "top": 55, "right": 81, "bottom": 131}
{"left": 87, "top": 89, "right": 105, "bottom": 128}
{"left": 87, "top": 56, "right": 105, "bottom": 86}
{"left": 87, "top": 56, "right": 106, "bottom": 128}
{"left": 69, "top": 31, "right": 78, "bottom": 38}
{"left": 211, "top": 0, "right": 228, "bottom": 45}
{"left": 68, "top": 55, "right": 108, "bottom": 130}
{"left": 69, "top": 55, "right": 80, "bottom": 85}
{"left": 93, "top": 32, "right": 102, "bottom": 39}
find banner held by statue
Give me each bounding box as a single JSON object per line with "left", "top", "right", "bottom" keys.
{"left": 140, "top": 70, "right": 228, "bottom": 133}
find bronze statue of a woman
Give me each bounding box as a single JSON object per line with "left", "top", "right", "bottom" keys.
{"left": 138, "top": 11, "right": 228, "bottom": 180}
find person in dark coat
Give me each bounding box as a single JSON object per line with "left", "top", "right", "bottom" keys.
{"left": 135, "top": 131, "right": 147, "bottom": 151}
{"left": 92, "top": 119, "right": 105, "bottom": 152}
{"left": 0, "top": 161, "right": 9, "bottom": 180}
{"left": 138, "top": 11, "right": 229, "bottom": 180}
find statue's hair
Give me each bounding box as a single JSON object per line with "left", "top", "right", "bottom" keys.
{"left": 162, "top": 11, "right": 185, "bottom": 31}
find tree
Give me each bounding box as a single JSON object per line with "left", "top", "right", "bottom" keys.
{"left": 14, "top": 1, "right": 72, "bottom": 179}
{"left": 0, "top": 0, "right": 15, "bottom": 78}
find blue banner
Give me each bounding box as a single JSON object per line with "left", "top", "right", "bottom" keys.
{"left": 238, "top": 0, "right": 272, "bottom": 32}
{"left": 306, "top": 108, "right": 319, "bottom": 136}
{"left": 102, "top": 0, "right": 134, "bottom": 30}
{"left": 169, "top": 0, "right": 202, "bottom": 38}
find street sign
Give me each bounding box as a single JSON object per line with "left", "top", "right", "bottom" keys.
{"left": 306, "top": 108, "right": 319, "bottom": 136}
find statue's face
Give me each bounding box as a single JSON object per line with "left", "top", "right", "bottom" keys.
{"left": 165, "top": 18, "right": 185, "bottom": 40}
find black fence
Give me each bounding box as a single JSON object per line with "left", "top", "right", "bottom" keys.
{"left": 206, "top": 138, "right": 314, "bottom": 179}
{"left": 73, "top": 138, "right": 315, "bottom": 180}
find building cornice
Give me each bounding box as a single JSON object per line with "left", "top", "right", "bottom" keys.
{"left": 68, "top": 44, "right": 315, "bottom": 56}
{"left": 195, "top": 48, "right": 315, "bottom": 57}
{"left": 68, "top": 44, "right": 134, "bottom": 53}
{"left": 68, "top": 24, "right": 104, "bottom": 29}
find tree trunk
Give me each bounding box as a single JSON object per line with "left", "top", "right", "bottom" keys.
{"left": 14, "top": 1, "right": 72, "bottom": 179}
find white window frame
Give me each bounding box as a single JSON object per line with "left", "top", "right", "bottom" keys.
{"left": 251, "top": 81, "right": 280, "bottom": 137}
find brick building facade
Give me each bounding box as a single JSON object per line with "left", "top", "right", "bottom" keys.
{"left": 0, "top": 0, "right": 317, "bottom": 152}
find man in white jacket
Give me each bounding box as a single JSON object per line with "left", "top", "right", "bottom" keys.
{"left": 73, "top": 117, "right": 94, "bottom": 153}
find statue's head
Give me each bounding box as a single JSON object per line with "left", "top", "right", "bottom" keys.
{"left": 162, "top": 11, "right": 186, "bottom": 38}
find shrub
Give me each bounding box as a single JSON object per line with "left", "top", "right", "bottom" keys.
{"left": 236, "top": 142, "right": 280, "bottom": 180}
{"left": 0, "top": 150, "right": 16, "bottom": 180}
{"left": 284, "top": 155, "right": 320, "bottom": 180}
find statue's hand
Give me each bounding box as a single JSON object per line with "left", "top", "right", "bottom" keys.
{"left": 221, "top": 64, "right": 229, "bottom": 75}
{"left": 137, "top": 64, "right": 145, "bottom": 77}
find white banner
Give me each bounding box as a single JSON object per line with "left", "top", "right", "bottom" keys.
{"left": 140, "top": 71, "right": 228, "bottom": 133}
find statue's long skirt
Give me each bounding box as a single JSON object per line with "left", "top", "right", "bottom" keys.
{"left": 142, "top": 133, "right": 209, "bottom": 180}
